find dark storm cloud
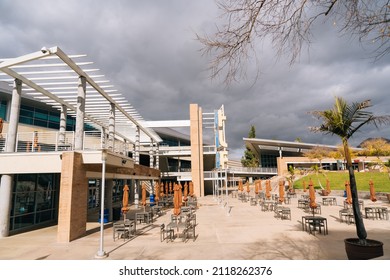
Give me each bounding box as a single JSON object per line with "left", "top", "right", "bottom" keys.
{"left": 0, "top": 0, "right": 389, "bottom": 159}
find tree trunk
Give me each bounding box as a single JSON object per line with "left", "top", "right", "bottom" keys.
{"left": 343, "top": 139, "right": 367, "bottom": 243}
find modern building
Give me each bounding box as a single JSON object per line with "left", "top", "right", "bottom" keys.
{"left": 0, "top": 47, "right": 228, "bottom": 241}
{"left": 243, "top": 137, "right": 389, "bottom": 176}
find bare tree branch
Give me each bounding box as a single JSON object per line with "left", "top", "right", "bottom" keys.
{"left": 197, "top": 0, "right": 390, "bottom": 85}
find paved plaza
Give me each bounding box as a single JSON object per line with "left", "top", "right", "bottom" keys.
{"left": 0, "top": 191, "right": 389, "bottom": 260}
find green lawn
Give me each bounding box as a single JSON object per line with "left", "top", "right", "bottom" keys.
{"left": 293, "top": 171, "right": 390, "bottom": 192}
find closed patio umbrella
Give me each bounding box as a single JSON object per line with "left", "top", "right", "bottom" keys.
{"left": 309, "top": 179, "right": 317, "bottom": 214}
{"left": 141, "top": 182, "right": 147, "bottom": 208}
{"left": 173, "top": 183, "right": 181, "bottom": 216}
{"left": 238, "top": 180, "right": 243, "bottom": 192}
{"left": 278, "top": 180, "right": 285, "bottom": 204}
{"left": 246, "top": 181, "right": 250, "bottom": 193}
{"left": 155, "top": 182, "right": 160, "bottom": 203}
{"left": 121, "top": 184, "right": 130, "bottom": 219}
{"left": 303, "top": 180, "right": 307, "bottom": 192}
{"left": 255, "top": 180, "right": 259, "bottom": 195}
{"left": 265, "top": 180, "right": 271, "bottom": 200}
{"left": 169, "top": 182, "right": 173, "bottom": 195}
{"left": 0, "top": 117, "right": 3, "bottom": 136}
{"left": 258, "top": 179, "right": 262, "bottom": 191}
{"left": 345, "top": 181, "right": 352, "bottom": 205}
{"left": 183, "top": 182, "right": 188, "bottom": 205}
{"left": 165, "top": 182, "right": 169, "bottom": 196}
{"left": 369, "top": 179, "right": 377, "bottom": 202}
{"left": 160, "top": 182, "right": 164, "bottom": 198}
{"left": 189, "top": 181, "right": 194, "bottom": 197}
{"left": 326, "top": 179, "right": 331, "bottom": 195}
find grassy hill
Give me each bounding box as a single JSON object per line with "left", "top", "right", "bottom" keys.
{"left": 293, "top": 171, "right": 390, "bottom": 193}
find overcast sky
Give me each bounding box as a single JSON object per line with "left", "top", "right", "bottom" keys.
{"left": 1, "top": 0, "right": 389, "bottom": 159}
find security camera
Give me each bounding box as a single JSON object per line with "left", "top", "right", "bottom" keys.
{"left": 41, "top": 47, "right": 49, "bottom": 54}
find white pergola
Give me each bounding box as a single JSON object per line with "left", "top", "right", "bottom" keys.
{"left": 0, "top": 46, "right": 161, "bottom": 145}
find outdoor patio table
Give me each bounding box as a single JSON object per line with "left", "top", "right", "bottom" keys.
{"left": 365, "top": 207, "right": 389, "bottom": 220}
{"left": 301, "top": 216, "right": 328, "bottom": 235}
{"left": 298, "top": 199, "right": 309, "bottom": 209}
{"left": 167, "top": 220, "right": 188, "bottom": 241}
{"left": 261, "top": 201, "right": 275, "bottom": 212}
{"left": 322, "top": 197, "right": 337, "bottom": 206}
{"left": 113, "top": 219, "right": 136, "bottom": 241}
{"left": 136, "top": 211, "right": 152, "bottom": 224}
{"left": 344, "top": 200, "right": 364, "bottom": 211}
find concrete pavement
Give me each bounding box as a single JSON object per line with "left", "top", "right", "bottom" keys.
{"left": 0, "top": 192, "right": 389, "bottom": 260}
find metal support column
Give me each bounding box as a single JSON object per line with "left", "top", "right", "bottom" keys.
{"left": 59, "top": 104, "right": 67, "bottom": 145}
{"left": 75, "top": 76, "right": 86, "bottom": 150}
{"left": 108, "top": 102, "right": 115, "bottom": 151}
{"left": 0, "top": 79, "right": 22, "bottom": 237}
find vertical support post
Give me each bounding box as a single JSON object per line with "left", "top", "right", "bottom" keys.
{"left": 108, "top": 103, "right": 115, "bottom": 152}
{"left": 96, "top": 150, "right": 108, "bottom": 258}
{"left": 149, "top": 139, "right": 154, "bottom": 168}
{"left": 59, "top": 104, "right": 67, "bottom": 145}
{"left": 0, "top": 79, "right": 22, "bottom": 237}
{"left": 135, "top": 126, "right": 140, "bottom": 164}
{"left": 155, "top": 143, "right": 160, "bottom": 169}
{"left": 75, "top": 76, "right": 86, "bottom": 151}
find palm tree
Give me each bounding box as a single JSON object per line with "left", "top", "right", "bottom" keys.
{"left": 310, "top": 96, "right": 390, "bottom": 245}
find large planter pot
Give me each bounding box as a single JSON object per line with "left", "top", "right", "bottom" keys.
{"left": 344, "top": 238, "right": 384, "bottom": 260}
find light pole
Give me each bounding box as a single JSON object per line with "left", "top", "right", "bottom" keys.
{"left": 95, "top": 149, "right": 108, "bottom": 258}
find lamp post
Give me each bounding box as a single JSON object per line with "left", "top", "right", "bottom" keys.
{"left": 95, "top": 149, "right": 108, "bottom": 258}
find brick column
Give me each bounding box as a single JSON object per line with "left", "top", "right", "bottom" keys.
{"left": 57, "top": 152, "right": 88, "bottom": 242}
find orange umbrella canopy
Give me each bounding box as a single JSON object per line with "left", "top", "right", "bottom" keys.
{"left": 121, "top": 184, "right": 130, "bottom": 214}
{"left": 238, "top": 180, "right": 243, "bottom": 192}
{"left": 258, "top": 179, "right": 262, "bottom": 191}
{"left": 189, "top": 181, "right": 194, "bottom": 197}
{"left": 165, "top": 182, "right": 169, "bottom": 195}
{"left": 246, "top": 181, "right": 250, "bottom": 193}
{"left": 369, "top": 179, "right": 377, "bottom": 202}
{"left": 255, "top": 180, "right": 259, "bottom": 194}
{"left": 160, "top": 182, "right": 164, "bottom": 198}
{"left": 265, "top": 180, "right": 271, "bottom": 200}
{"left": 326, "top": 179, "right": 331, "bottom": 195}
{"left": 141, "top": 182, "right": 147, "bottom": 207}
{"left": 309, "top": 179, "right": 317, "bottom": 209}
{"left": 173, "top": 183, "right": 181, "bottom": 216}
{"left": 278, "top": 180, "right": 285, "bottom": 203}
{"left": 169, "top": 182, "right": 173, "bottom": 194}
{"left": 303, "top": 180, "right": 307, "bottom": 192}
{"left": 183, "top": 182, "right": 188, "bottom": 202}
{"left": 154, "top": 182, "right": 160, "bottom": 202}
{"left": 345, "top": 181, "right": 352, "bottom": 205}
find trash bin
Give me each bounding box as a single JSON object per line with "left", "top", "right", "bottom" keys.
{"left": 98, "top": 208, "right": 109, "bottom": 223}
{"left": 113, "top": 207, "right": 121, "bottom": 221}
{"left": 149, "top": 194, "right": 155, "bottom": 206}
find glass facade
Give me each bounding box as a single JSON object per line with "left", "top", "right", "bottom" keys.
{"left": 10, "top": 173, "right": 60, "bottom": 233}
{"left": 19, "top": 104, "right": 76, "bottom": 130}
{"left": 0, "top": 97, "right": 96, "bottom": 131}
{"left": 260, "top": 154, "right": 278, "bottom": 168}
{"left": 0, "top": 100, "right": 7, "bottom": 120}
{"left": 87, "top": 179, "right": 125, "bottom": 210}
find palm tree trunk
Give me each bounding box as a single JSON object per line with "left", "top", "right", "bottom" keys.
{"left": 343, "top": 139, "right": 367, "bottom": 243}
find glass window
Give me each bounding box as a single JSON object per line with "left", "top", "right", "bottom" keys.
{"left": 0, "top": 100, "right": 7, "bottom": 119}
{"left": 10, "top": 174, "right": 59, "bottom": 233}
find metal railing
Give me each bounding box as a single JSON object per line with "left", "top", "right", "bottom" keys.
{"left": 0, "top": 131, "right": 133, "bottom": 156}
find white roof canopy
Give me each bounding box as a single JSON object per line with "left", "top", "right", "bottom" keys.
{"left": 0, "top": 46, "right": 161, "bottom": 144}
